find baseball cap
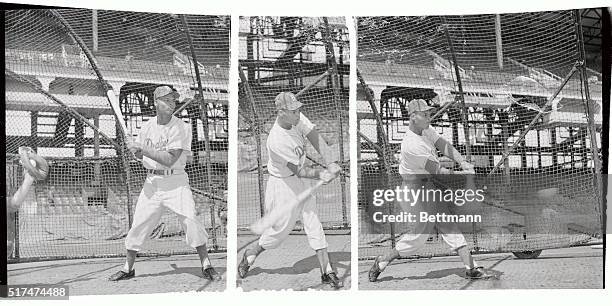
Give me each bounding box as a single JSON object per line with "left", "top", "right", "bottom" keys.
{"left": 153, "top": 86, "right": 180, "bottom": 101}
{"left": 274, "top": 92, "right": 303, "bottom": 110}
{"left": 406, "top": 99, "right": 434, "bottom": 115}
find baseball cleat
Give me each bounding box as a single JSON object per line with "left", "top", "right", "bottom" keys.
{"left": 368, "top": 256, "right": 383, "bottom": 282}
{"left": 465, "top": 266, "right": 494, "bottom": 279}
{"left": 321, "top": 272, "right": 343, "bottom": 289}
{"left": 109, "top": 269, "right": 135, "bottom": 281}
{"left": 202, "top": 266, "right": 222, "bottom": 281}
{"left": 237, "top": 252, "right": 251, "bottom": 279}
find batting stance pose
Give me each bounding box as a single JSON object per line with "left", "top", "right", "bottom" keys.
{"left": 238, "top": 92, "right": 343, "bottom": 289}
{"left": 369, "top": 99, "right": 492, "bottom": 282}
{"left": 6, "top": 147, "right": 48, "bottom": 258}
{"left": 109, "top": 86, "right": 221, "bottom": 281}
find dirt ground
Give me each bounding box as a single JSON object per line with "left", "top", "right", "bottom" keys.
{"left": 359, "top": 246, "right": 603, "bottom": 290}
{"left": 237, "top": 232, "right": 351, "bottom": 291}
{"left": 8, "top": 253, "right": 227, "bottom": 295}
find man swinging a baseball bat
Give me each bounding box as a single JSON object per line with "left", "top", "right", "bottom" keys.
{"left": 368, "top": 99, "right": 493, "bottom": 282}
{"left": 109, "top": 86, "right": 221, "bottom": 282}
{"left": 238, "top": 92, "right": 343, "bottom": 289}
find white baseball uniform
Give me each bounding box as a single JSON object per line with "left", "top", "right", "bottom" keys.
{"left": 395, "top": 127, "right": 467, "bottom": 257}
{"left": 125, "top": 116, "right": 208, "bottom": 251}
{"left": 258, "top": 113, "right": 328, "bottom": 250}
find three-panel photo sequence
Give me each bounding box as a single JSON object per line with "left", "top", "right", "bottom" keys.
{"left": 3, "top": 6, "right": 607, "bottom": 296}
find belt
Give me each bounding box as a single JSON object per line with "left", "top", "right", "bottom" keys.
{"left": 269, "top": 173, "right": 295, "bottom": 179}
{"left": 147, "top": 169, "right": 185, "bottom": 176}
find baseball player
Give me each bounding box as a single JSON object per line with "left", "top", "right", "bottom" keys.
{"left": 368, "top": 99, "right": 492, "bottom": 282}
{"left": 109, "top": 86, "right": 221, "bottom": 282}
{"left": 6, "top": 147, "right": 48, "bottom": 258}
{"left": 238, "top": 92, "right": 344, "bottom": 289}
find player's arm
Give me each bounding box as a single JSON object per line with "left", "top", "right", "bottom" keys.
{"left": 128, "top": 141, "right": 183, "bottom": 168}
{"left": 404, "top": 140, "right": 456, "bottom": 175}
{"left": 287, "top": 162, "right": 336, "bottom": 183}
{"left": 129, "top": 120, "right": 190, "bottom": 168}
{"left": 424, "top": 159, "right": 455, "bottom": 175}
{"left": 140, "top": 147, "right": 183, "bottom": 168}
{"left": 425, "top": 128, "right": 473, "bottom": 172}
{"left": 305, "top": 129, "right": 338, "bottom": 165}
{"left": 287, "top": 162, "right": 322, "bottom": 179}
{"left": 433, "top": 137, "right": 465, "bottom": 165}
{"left": 297, "top": 113, "right": 337, "bottom": 165}
{"left": 8, "top": 172, "right": 36, "bottom": 212}
{"left": 300, "top": 114, "right": 341, "bottom": 178}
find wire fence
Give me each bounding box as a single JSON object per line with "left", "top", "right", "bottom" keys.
{"left": 5, "top": 9, "right": 229, "bottom": 261}
{"left": 357, "top": 10, "right": 604, "bottom": 259}
{"left": 237, "top": 17, "right": 350, "bottom": 233}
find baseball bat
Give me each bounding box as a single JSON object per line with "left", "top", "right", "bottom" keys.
{"left": 106, "top": 89, "right": 130, "bottom": 140}
{"left": 250, "top": 179, "right": 326, "bottom": 235}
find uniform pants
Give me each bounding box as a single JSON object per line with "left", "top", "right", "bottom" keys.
{"left": 395, "top": 179, "right": 467, "bottom": 257}
{"left": 258, "top": 175, "right": 328, "bottom": 250}
{"left": 125, "top": 173, "right": 208, "bottom": 251}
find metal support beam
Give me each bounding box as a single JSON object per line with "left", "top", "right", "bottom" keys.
{"left": 323, "top": 17, "right": 348, "bottom": 227}
{"left": 495, "top": 14, "right": 504, "bottom": 69}
{"left": 238, "top": 66, "right": 266, "bottom": 218}
{"left": 180, "top": 15, "right": 218, "bottom": 250}
{"left": 443, "top": 20, "right": 472, "bottom": 161}
{"left": 487, "top": 65, "right": 578, "bottom": 176}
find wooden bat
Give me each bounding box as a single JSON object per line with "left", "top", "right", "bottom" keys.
{"left": 106, "top": 89, "right": 129, "bottom": 139}
{"left": 250, "top": 180, "right": 326, "bottom": 235}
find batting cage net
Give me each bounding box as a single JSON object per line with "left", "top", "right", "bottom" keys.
{"left": 5, "top": 9, "right": 229, "bottom": 261}
{"left": 237, "top": 17, "right": 350, "bottom": 232}
{"left": 357, "top": 10, "right": 604, "bottom": 259}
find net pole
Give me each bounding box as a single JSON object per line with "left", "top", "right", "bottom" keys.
{"left": 323, "top": 17, "right": 348, "bottom": 228}
{"left": 495, "top": 14, "right": 504, "bottom": 70}
{"left": 574, "top": 10, "right": 604, "bottom": 230}
{"left": 179, "top": 15, "right": 218, "bottom": 250}
{"left": 14, "top": 212, "right": 20, "bottom": 259}
{"left": 443, "top": 20, "right": 472, "bottom": 161}
{"left": 443, "top": 19, "right": 476, "bottom": 249}
{"left": 238, "top": 66, "right": 266, "bottom": 218}
{"left": 48, "top": 9, "right": 137, "bottom": 230}
{"left": 357, "top": 68, "right": 395, "bottom": 247}
{"left": 358, "top": 131, "right": 384, "bottom": 156}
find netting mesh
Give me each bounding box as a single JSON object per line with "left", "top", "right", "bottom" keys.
{"left": 237, "top": 17, "right": 350, "bottom": 232}
{"left": 357, "top": 11, "right": 604, "bottom": 259}
{"left": 5, "top": 9, "right": 229, "bottom": 260}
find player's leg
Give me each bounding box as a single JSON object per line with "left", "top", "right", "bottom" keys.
{"left": 301, "top": 189, "right": 343, "bottom": 289}
{"left": 368, "top": 228, "right": 431, "bottom": 282}
{"left": 437, "top": 219, "right": 492, "bottom": 279}
{"left": 239, "top": 176, "right": 300, "bottom": 278}
{"left": 161, "top": 174, "right": 221, "bottom": 281}
{"left": 369, "top": 180, "right": 433, "bottom": 282}
{"left": 195, "top": 244, "right": 222, "bottom": 281}
{"left": 109, "top": 179, "right": 163, "bottom": 281}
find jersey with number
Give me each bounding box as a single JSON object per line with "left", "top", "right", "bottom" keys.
{"left": 139, "top": 116, "right": 191, "bottom": 170}
{"left": 399, "top": 127, "right": 441, "bottom": 175}
{"left": 266, "top": 113, "right": 315, "bottom": 177}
